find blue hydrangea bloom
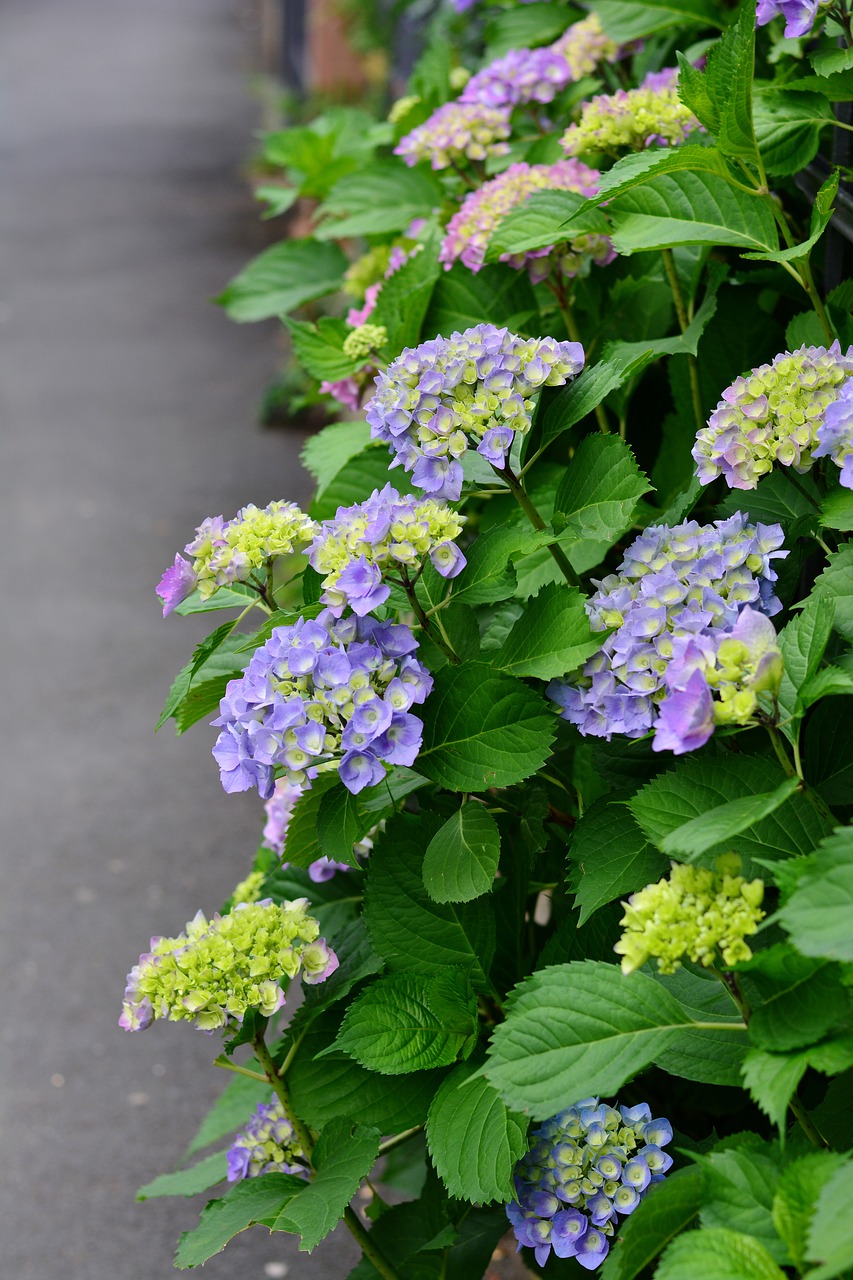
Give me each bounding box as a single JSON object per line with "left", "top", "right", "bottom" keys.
{"left": 548, "top": 514, "right": 786, "bottom": 748}
{"left": 212, "top": 610, "right": 432, "bottom": 797}
{"left": 507, "top": 1097, "right": 673, "bottom": 1270}
{"left": 226, "top": 1098, "right": 310, "bottom": 1182}
{"left": 366, "top": 325, "right": 584, "bottom": 501}
{"left": 813, "top": 377, "right": 853, "bottom": 489}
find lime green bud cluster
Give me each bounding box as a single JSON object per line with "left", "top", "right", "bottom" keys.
{"left": 184, "top": 502, "right": 317, "bottom": 603}
{"left": 120, "top": 898, "right": 337, "bottom": 1033}
{"left": 230, "top": 868, "right": 265, "bottom": 906}
{"left": 561, "top": 78, "right": 700, "bottom": 157}
{"left": 344, "top": 245, "right": 395, "bottom": 300}
{"left": 706, "top": 631, "right": 783, "bottom": 725}
{"left": 448, "top": 66, "right": 472, "bottom": 92}
{"left": 614, "top": 859, "right": 765, "bottom": 975}
{"left": 388, "top": 94, "right": 422, "bottom": 125}
{"left": 342, "top": 324, "right": 388, "bottom": 362}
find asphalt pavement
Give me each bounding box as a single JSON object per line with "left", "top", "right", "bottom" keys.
{"left": 0, "top": 1, "right": 359, "bottom": 1274}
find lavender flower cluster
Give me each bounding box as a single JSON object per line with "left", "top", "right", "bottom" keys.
{"left": 394, "top": 101, "right": 511, "bottom": 170}
{"left": 212, "top": 610, "right": 432, "bottom": 798}
{"left": 693, "top": 343, "right": 853, "bottom": 490}
{"left": 308, "top": 483, "right": 466, "bottom": 616}
{"left": 439, "top": 159, "right": 615, "bottom": 283}
{"left": 561, "top": 68, "right": 701, "bottom": 156}
{"left": 227, "top": 1098, "right": 310, "bottom": 1182}
{"left": 507, "top": 1098, "right": 673, "bottom": 1270}
{"left": 548, "top": 515, "right": 787, "bottom": 753}
{"left": 366, "top": 324, "right": 584, "bottom": 502}
{"left": 756, "top": 0, "right": 821, "bottom": 37}
{"left": 156, "top": 502, "right": 316, "bottom": 616}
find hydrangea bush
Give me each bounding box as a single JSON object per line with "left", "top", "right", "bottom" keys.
{"left": 128, "top": 2, "right": 853, "bottom": 1277}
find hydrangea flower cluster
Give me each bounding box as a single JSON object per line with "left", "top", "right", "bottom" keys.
{"left": 813, "top": 377, "right": 853, "bottom": 487}
{"left": 119, "top": 898, "right": 338, "bottom": 1033}
{"left": 550, "top": 15, "right": 623, "bottom": 80}
{"left": 756, "top": 0, "right": 822, "bottom": 37}
{"left": 156, "top": 502, "right": 316, "bottom": 616}
{"left": 614, "top": 858, "right": 765, "bottom": 975}
{"left": 262, "top": 775, "right": 369, "bottom": 882}
{"left": 507, "top": 1098, "right": 673, "bottom": 1270}
{"left": 439, "top": 159, "right": 615, "bottom": 283}
{"left": 308, "top": 483, "right": 466, "bottom": 616}
{"left": 548, "top": 515, "right": 787, "bottom": 750}
{"left": 212, "top": 610, "right": 432, "bottom": 798}
{"left": 459, "top": 44, "right": 578, "bottom": 112}
{"left": 561, "top": 69, "right": 701, "bottom": 156}
{"left": 394, "top": 102, "right": 511, "bottom": 170}
{"left": 653, "top": 606, "right": 783, "bottom": 754}
{"left": 366, "top": 325, "right": 584, "bottom": 501}
{"left": 342, "top": 324, "right": 388, "bottom": 363}
{"left": 694, "top": 344, "right": 853, "bottom": 489}
{"left": 226, "top": 1098, "right": 310, "bottom": 1182}
{"left": 230, "top": 868, "right": 265, "bottom": 905}
{"left": 318, "top": 377, "right": 362, "bottom": 413}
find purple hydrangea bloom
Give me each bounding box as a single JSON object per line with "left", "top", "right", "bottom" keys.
{"left": 548, "top": 515, "right": 786, "bottom": 751}
{"left": 212, "top": 609, "right": 432, "bottom": 797}
{"left": 694, "top": 344, "right": 853, "bottom": 489}
{"left": 458, "top": 14, "right": 621, "bottom": 96}
{"left": 226, "top": 1098, "right": 310, "bottom": 1182}
{"left": 366, "top": 325, "right": 584, "bottom": 501}
{"left": 308, "top": 484, "right": 467, "bottom": 616}
{"left": 756, "top": 0, "right": 821, "bottom": 37}
{"left": 507, "top": 1096, "right": 672, "bottom": 1271}
{"left": 439, "top": 160, "right": 615, "bottom": 284}
{"left": 394, "top": 101, "right": 512, "bottom": 170}
{"left": 813, "top": 376, "right": 853, "bottom": 488}
{"left": 155, "top": 553, "right": 197, "bottom": 616}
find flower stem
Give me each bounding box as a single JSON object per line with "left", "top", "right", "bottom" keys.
{"left": 399, "top": 569, "right": 460, "bottom": 664}
{"left": 498, "top": 461, "right": 579, "bottom": 587}
{"left": 547, "top": 277, "right": 609, "bottom": 434}
{"left": 660, "top": 249, "right": 705, "bottom": 437}
{"left": 252, "top": 1032, "right": 403, "bottom": 1280}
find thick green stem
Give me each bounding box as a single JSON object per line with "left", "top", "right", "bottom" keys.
{"left": 400, "top": 570, "right": 459, "bottom": 664}
{"left": 660, "top": 249, "right": 705, "bottom": 436}
{"left": 766, "top": 725, "right": 836, "bottom": 825}
{"left": 498, "top": 462, "right": 580, "bottom": 587}
{"left": 789, "top": 1094, "right": 831, "bottom": 1150}
{"left": 253, "top": 1032, "right": 403, "bottom": 1280}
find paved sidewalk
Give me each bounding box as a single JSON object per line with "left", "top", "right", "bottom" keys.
{"left": 0, "top": 1, "right": 358, "bottom": 1275}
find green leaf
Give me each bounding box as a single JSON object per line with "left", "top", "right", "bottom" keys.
{"left": 648, "top": 967, "right": 748, "bottom": 1088}
{"left": 655, "top": 1227, "right": 788, "bottom": 1280}
{"left": 417, "top": 663, "right": 555, "bottom": 792}
{"left": 569, "top": 798, "right": 668, "bottom": 926}
{"left": 821, "top": 486, "right": 853, "bottom": 532}
{"left": 577, "top": 145, "right": 733, "bottom": 209}
{"left": 310, "top": 443, "right": 419, "bottom": 523}
{"left": 812, "top": 45, "right": 853, "bottom": 76}
{"left": 779, "top": 827, "right": 853, "bottom": 961}
{"left": 332, "top": 971, "right": 477, "bottom": 1075}
{"left": 303, "top": 917, "right": 384, "bottom": 1016}
{"left": 369, "top": 232, "right": 442, "bottom": 354}
{"left": 159, "top": 634, "right": 250, "bottom": 734}
{"left": 753, "top": 89, "right": 836, "bottom": 177}
{"left": 804, "top": 697, "right": 853, "bottom": 804}
{"left": 606, "top": 171, "right": 778, "bottom": 256}
{"left": 423, "top": 802, "right": 501, "bottom": 903}
{"left": 717, "top": 467, "right": 821, "bottom": 530}
{"left": 679, "top": 8, "right": 758, "bottom": 163}
{"left": 317, "top": 782, "right": 373, "bottom": 868}
{"left": 137, "top": 1151, "right": 229, "bottom": 1200}
{"left": 272, "top": 772, "right": 339, "bottom": 869}
{"left": 301, "top": 421, "right": 373, "bottom": 499}
{"left": 596, "top": 0, "right": 723, "bottom": 40}
{"left": 630, "top": 755, "right": 829, "bottom": 873}
{"left": 215, "top": 239, "right": 348, "bottom": 323}
{"left": 806, "top": 1160, "right": 853, "bottom": 1279}
{"left": 275, "top": 1119, "right": 381, "bottom": 1251}
{"left": 600, "top": 1166, "right": 703, "bottom": 1280}
{"left": 774, "top": 1152, "right": 849, "bottom": 1272}
{"left": 424, "top": 263, "right": 539, "bottom": 336}
{"left": 659, "top": 779, "right": 800, "bottom": 860}
{"left": 553, "top": 434, "right": 653, "bottom": 552}
{"left": 538, "top": 348, "right": 655, "bottom": 445}
{"left": 742, "top": 1047, "right": 809, "bottom": 1133}
{"left": 743, "top": 171, "right": 839, "bottom": 262}
{"left": 364, "top": 813, "right": 496, "bottom": 991}
{"left": 743, "top": 946, "right": 847, "bottom": 1052}
{"left": 484, "top": 2, "right": 573, "bottom": 57}
{"left": 695, "top": 1144, "right": 785, "bottom": 1263}
{"left": 174, "top": 1174, "right": 307, "bottom": 1268}
{"left": 487, "top": 189, "right": 609, "bottom": 262}
{"left": 484, "top": 960, "right": 693, "bottom": 1118}
{"left": 811, "top": 544, "right": 853, "bottom": 643}
{"left": 777, "top": 594, "right": 837, "bottom": 726}
{"left": 186, "top": 1068, "right": 270, "bottom": 1157}
{"left": 491, "top": 582, "right": 601, "bottom": 679}
{"left": 173, "top": 583, "right": 257, "bottom": 615}
{"left": 426, "top": 1060, "right": 528, "bottom": 1203}
{"left": 439, "top": 522, "right": 535, "bottom": 607}
{"left": 314, "top": 161, "right": 443, "bottom": 239}
{"left": 285, "top": 316, "right": 358, "bottom": 383}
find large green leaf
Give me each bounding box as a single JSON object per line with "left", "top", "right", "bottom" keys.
{"left": 537, "top": 348, "right": 655, "bottom": 446}
{"left": 364, "top": 813, "right": 496, "bottom": 990}
{"left": 596, "top": 0, "right": 723, "bottom": 39}
{"left": 445, "top": 522, "right": 536, "bottom": 606}
{"left": 185, "top": 1068, "right": 270, "bottom": 1157}
{"left": 426, "top": 1061, "right": 529, "bottom": 1203}
{"left": 275, "top": 1119, "right": 381, "bottom": 1251}
{"left": 744, "top": 945, "right": 848, "bottom": 1053}
{"left": 806, "top": 1161, "right": 853, "bottom": 1279}
{"left": 553, "top": 433, "right": 652, "bottom": 545}
{"left": 811, "top": 544, "right": 853, "bottom": 643}
{"left": 753, "top": 89, "right": 836, "bottom": 177}
{"left": 777, "top": 595, "right": 836, "bottom": 728}
{"left": 317, "top": 781, "right": 375, "bottom": 868}
{"left": 651, "top": 966, "right": 748, "bottom": 1088}
{"left": 774, "top": 1152, "right": 849, "bottom": 1274}
{"left": 600, "top": 1166, "right": 702, "bottom": 1280}
{"left": 174, "top": 1174, "right": 307, "bottom": 1268}
{"left": 486, "top": 189, "right": 609, "bottom": 261}
{"left": 423, "top": 802, "right": 501, "bottom": 903}
{"left": 309, "top": 444, "right": 419, "bottom": 523}
{"left": 491, "top": 583, "right": 601, "bottom": 679}
{"left": 678, "top": 7, "right": 758, "bottom": 164}
{"left": 606, "top": 171, "right": 778, "bottom": 256}
{"left": 576, "top": 145, "right": 732, "bottom": 208}
{"left": 655, "top": 1227, "right": 788, "bottom": 1280}
{"left": 370, "top": 232, "right": 442, "bottom": 354}
{"left": 484, "top": 960, "right": 694, "bottom": 1118}
{"left": 215, "top": 239, "right": 348, "bottom": 323}
{"left": 314, "top": 161, "right": 443, "bottom": 239}
{"left": 332, "top": 971, "right": 477, "bottom": 1074}
{"left": 629, "top": 755, "right": 828, "bottom": 872}
{"left": 742, "top": 1047, "right": 810, "bottom": 1133}
{"left": 137, "top": 1151, "right": 228, "bottom": 1201}
{"left": 659, "top": 779, "right": 800, "bottom": 859}
{"left": 569, "top": 798, "right": 668, "bottom": 926}
{"left": 778, "top": 827, "right": 853, "bottom": 961}
{"left": 285, "top": 316, "right": 358, "bottom": 383}
{"left": 694, "top": 1145, "right": 785, "bottom": 1264}
{"left": 423, "top": 263, "right": 539, "bottom": 335}
{"left": 484, "top": 2, "right": 573, "bottom": 57}
{"left": 417, "top": 663, "right": 555, "bottom": 792}
{"left": 301, "top": 420, "right": 373, "bottom": 499}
